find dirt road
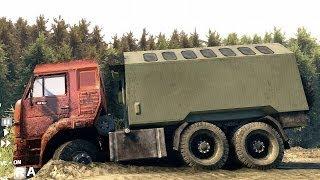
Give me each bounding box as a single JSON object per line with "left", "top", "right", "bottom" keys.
{"left": 34, "top": 147, "right": 320, "bottom": 180}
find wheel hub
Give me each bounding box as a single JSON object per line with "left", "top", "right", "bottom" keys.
{"left": 72, "top": 152, "right": 92, "bottom": 164}
{"left": 198, "top": 141, "right": 211, "bottom": 154}
{"left": 252, "top": 140, "right": 265, "bottom": 153}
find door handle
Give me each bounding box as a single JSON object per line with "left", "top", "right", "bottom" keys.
{"left": 36, "top": 101, "right": 47, "bottom": 105}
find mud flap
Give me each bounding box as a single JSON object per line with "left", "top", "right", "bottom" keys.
{"left": 109, "top": 128, "right": 167, "bottom": 161}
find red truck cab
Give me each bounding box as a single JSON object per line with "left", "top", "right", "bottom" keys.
{"left": 13, "top": 60, "right": 107, "bottom": 167}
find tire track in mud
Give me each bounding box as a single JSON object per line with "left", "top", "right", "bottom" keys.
{"left": 33, "top": 147, "right": 320, "bottom": 180}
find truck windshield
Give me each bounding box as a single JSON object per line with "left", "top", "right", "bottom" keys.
{"left": 30, "top": 74, "right": 66, "bottom": 97}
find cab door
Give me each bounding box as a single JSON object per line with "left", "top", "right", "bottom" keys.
{"left": 21, "top": 73, "right": 70, "bottom": 138}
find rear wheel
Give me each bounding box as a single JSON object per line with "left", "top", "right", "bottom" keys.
{"left": 53, "top": 139, "right": 98, "bottom": 164}
{"left": 180, "top": 122, "right": 229, "bottom": 169}
{"left": 233, "top": 122, "right": 284, "bottom": 169}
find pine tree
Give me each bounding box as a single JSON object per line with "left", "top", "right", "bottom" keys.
{"left": 0, "top": 44, "right": 8, "bottom": 115}
{"left": 89, "top": 25, "right": 105, "bottom": 50}
{"left": 263, "top": 32, "right": 272, "bottom": 43}
{"left": 51, "top": 16, "right": 69, "bottom": 47}
{"left": 189, "top": 29, "right": 200, "bottom": 47}
{"left": 0, "top": 17, "right": 21, "bottom": 82}
{"left": 287, "top": 27, "right": 320, "bottom": 146}
{"left": 138, "top": 28, "right": 148, "bottom": 51}
{"left": 23, "top": 33, "right": 55, "bottom": 68}
{"left": 147, "top": 35, "right": 156, "bottom": 50}
{"left": 78, "top": 19, "right": 90, "bottom": 44}
{"left": 14, "top": 17, "right": 30, "bottom": 49}
{"left": 0, "top": 44, "right": 7, "bottom": 80}
{"left": 224, "top": 32, "right": 239, "bottom": 45}
{"left": 273, "top": 27, "right": 285, "bottom": 45}
{"left": 252, "top": 34, "right": 262, "bottom": 44}
{"left": 207, "top": 30, "right": 221, "bottom": 46}
{"left": 30, "top": 15, "right": 48, "bottom": 41}
{"left": 296, "top": 27, "right": 317, "bottom": 55}
{"left": 112, "top": 35, "right": 120, "bottom": 50}
{"left": 180, "top": 31, "right": 191, "bottom": 48}
{"left": 156, "top": 33, "right": 168, "bottom": 50}
{"left": 55, "top": 43, "right": 72, "bottom": 61}
{"left": 169, "top": 29, "right": 180, "bottom": 49}
{"left": 240, "top": 35, "right": 252, "bottom": 44}
{"left": 125, "top": 32, "right": 138, "bottom": 51}
{"left": 69, "top": 25, "right": 82, "bottom": 58}
{"left": 120, "top": 34, "right": 129, "bottom": 52}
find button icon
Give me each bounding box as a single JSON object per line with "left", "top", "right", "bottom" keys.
{"left": 3, "top": 129, "right": 8, "bottom": 137}
{"left": 0, "top": 139, "right": 10, "bottom": 147}
{"left": 1, "top": 117, "right": 12, "bottom": 127}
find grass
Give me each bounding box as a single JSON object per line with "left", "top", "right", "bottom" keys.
{"left": 0, "top": 127, "right": 13, "bottom": 178}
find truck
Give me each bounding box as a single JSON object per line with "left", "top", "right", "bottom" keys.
{"left": 12, "top": 43, "right": 309, "bottom": 170}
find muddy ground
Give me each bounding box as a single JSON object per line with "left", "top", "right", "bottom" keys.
{"left": 33, "top": 147, "right": 320, "bottom": 180}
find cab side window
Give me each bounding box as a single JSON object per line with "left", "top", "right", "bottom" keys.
{"left": 31, "top": 74, "right": 66, "bottom": 97}
{"left": 79, "top": 70, "right": 97, "bottom": 89}
{"left": 33, "top": 77, "right": 43, "bottom": 97}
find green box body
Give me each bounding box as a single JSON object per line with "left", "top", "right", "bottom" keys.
{"left": 123, "top": 43, "right": 308, "bottom": 126}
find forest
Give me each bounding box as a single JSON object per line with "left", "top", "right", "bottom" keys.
{"left": 0, "top": 15, "right": 319, "bottom": 147}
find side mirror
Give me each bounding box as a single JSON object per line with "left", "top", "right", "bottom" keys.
{"left": 29, "top": 76, "right": 35, "bottom": 107}
{"left": 111, "top": 71, "right": 120, "bottom": 79}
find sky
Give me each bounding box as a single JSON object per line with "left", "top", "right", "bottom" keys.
{"left": 0, "top": 0, "right": 320, "bottom": 42}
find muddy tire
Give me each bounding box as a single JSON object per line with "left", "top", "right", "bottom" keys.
{"left": 53, "top": 139, "right": 98, "bottom": 164}
{"left": 180, "top": 122, "right": 229, "bottom": 169}
{"left": 233, "top": 122, "right": 284, "bottom": 170}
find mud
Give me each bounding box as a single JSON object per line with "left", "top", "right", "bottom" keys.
{"left": 33, "top": 147, "right": 320, "bottom": 180}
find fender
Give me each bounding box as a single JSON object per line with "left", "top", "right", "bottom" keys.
{"left": 257, "top": 115, "right": 290, "bottom": 148}
{"left": 172, "top": 122, "right": 189, "bottom": 151}
{"left": 39, "top": 118, "right": 73, "bottom": 164}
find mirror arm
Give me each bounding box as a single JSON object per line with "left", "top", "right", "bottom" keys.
{"left": 29, "top": 76, "right": 35, "bottom": 106}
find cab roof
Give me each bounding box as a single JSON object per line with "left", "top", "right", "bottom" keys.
{"left": 124, "top": 43, "right": 292, "bottom": 65}
{"left": 34, "top": 59, "right": 98, "bottom": 75}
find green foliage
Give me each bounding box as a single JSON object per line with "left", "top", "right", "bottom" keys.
{"left": 286, "top": 28, "right": 320, "bottom": 147}
{"left": 14, "top": 17, "right": 31, "bottom": 49}
{"left": 169, "top": 29, "right": 180, "bottom": 49}
{"left": 0, "top": 44, "right": 8, "bottom": 78}
{"left": 51, "top": 16, "right": 69, "bottom": 47}
{"left": 0, "top": 15, "right": 320, "bottom": 149}
{"left": 147, "top": 35, "right": 156, "bottom": 50}
{"left": 23, "top": 33, "right": 55, "bottom": 68}
{"left": 252, "top": 34, "right": 262, "bottom": 44}
{"left": 263, "top": 32, "right": 272, "bottom": 43}
{"left": 55, "top": 43, "right": 72, "bottom": 61}
{"left": 0, "top": 44, "right": 9, "bottom": 116}
{"left": 273, "top": 27, "right": 285, "bottom": 45}
{"left": 30, "top": 15, "right": 48, "bottom": 41}
{"left": 90, "top": 26, "right": 105, "bottom": 50}
{"left": 240, "top": 35, "right": 252, "bottom": 44}
{"left": 138, "top": 28, "right": 148, "bottom": 51}
{"left": 180, "top": 31, "right": 191, "bottom": 48}
{"left": 69, "top": 25, "right": 82, "bottom": 58}
{"left": 296, "top": 27, "right": 317, "bottom": 55}
{"left": 207, "top": 30, "right": 221, "bottom": 46}
{"left": 189, "top": 29, "right": 201, "bottom": 47}
{"left": 224, "top": 32, "right": 239, "bottom": 45}
{"left": 156, "top": 33, "right": 168, "bottom": 50}
{"left": 121, "top": 32, "right": 137, "bottom": 52}
{"left": 112, "top": 35, "right": 121, "bottom": 50}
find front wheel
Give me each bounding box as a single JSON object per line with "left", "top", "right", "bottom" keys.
{"left": 180, "top": 122, "right": 229, "bottom": 169}
{"left": 232, "top": 122, "right": 284, "bottom": 169}
{"left": 53, "top": 139, "right": 98, "bottom": 164}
